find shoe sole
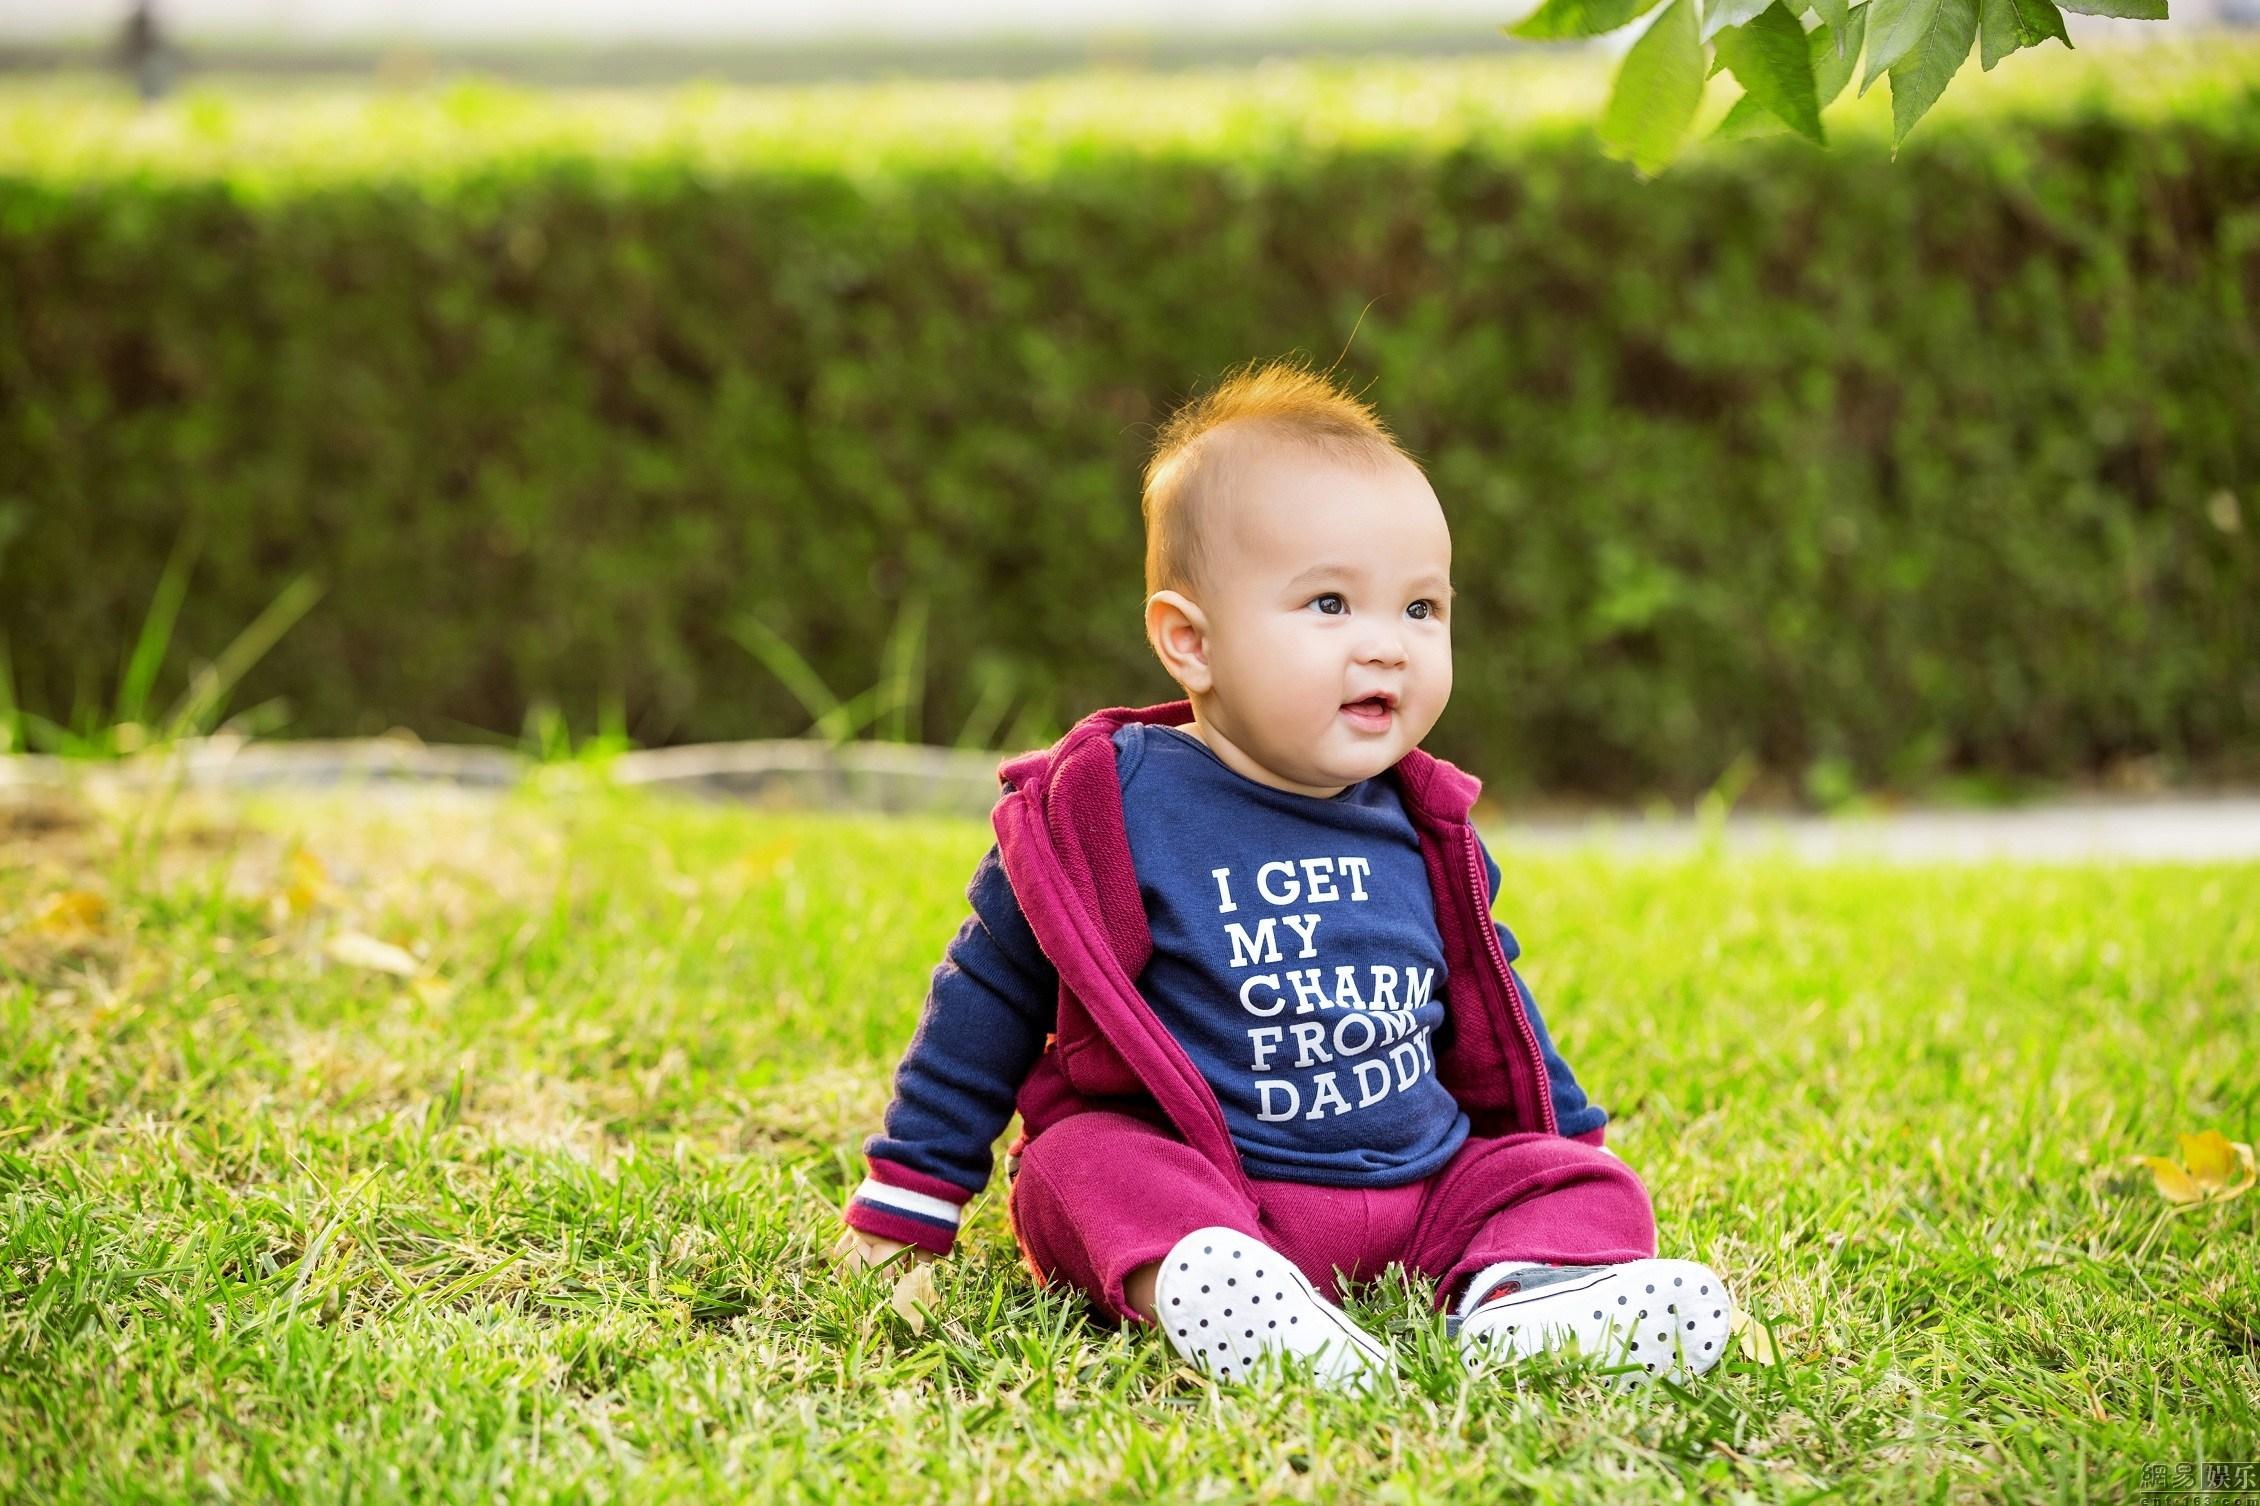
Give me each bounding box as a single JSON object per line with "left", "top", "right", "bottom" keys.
{"left": 1457, "top": 1258, "right": 1732, "bottom": 1388}
{"left": 1152, "top": 1227, "right": 1395, "bottom": 1390}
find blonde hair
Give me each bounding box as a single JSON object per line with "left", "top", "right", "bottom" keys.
{"left": 1141, "top": 356, "right": 1421, "bottom": 602}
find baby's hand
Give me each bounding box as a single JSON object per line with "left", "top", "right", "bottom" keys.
{"left": 831, "top": 1226, "right": 938, "bottom": 1272}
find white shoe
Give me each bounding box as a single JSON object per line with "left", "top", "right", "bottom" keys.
{"left": 1453, "top": 1258, "right": 1733, "bottom": 1388}
{"left": 1151, "top": 1226, "right": 1397, "bottom": 1391}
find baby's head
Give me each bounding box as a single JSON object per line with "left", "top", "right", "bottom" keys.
{"left": 1141, "top": 358, "right": 1452, "bottom": 800}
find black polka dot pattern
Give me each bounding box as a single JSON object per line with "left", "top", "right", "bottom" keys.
{"left": 1456, "top": 1258, "right": 1736, "bottom": 1391}
{"left": 1153, "top": 1228, "right": 1392, "bottom": 1392}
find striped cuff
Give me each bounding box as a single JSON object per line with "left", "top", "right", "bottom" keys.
{"left": 843, "top": 1159, "right": 972, "bottom": 1257}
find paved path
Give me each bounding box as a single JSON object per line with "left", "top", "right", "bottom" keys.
{"left": 4, "top": 740, "right": 2256, "bottom": 863}
{"left": 1494, "top": 795, "right": 2260, "bottom": 864}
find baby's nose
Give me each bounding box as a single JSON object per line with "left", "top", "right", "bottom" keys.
{"left": 1357, "top": 629, "right": 1409, "bottom": 664}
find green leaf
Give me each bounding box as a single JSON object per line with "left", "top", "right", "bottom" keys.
{"left": 1860, "top": 0, "right": 1943, "bottom": 94}
{"left": 1808, "top": 0, "right": 1853, "bottom": 45}
{"left": 2011, "top": 0, "right": 2075, "bottom": 42}
{"left": 159, "top": 572, "right": 325, "bottom": 742}
{"left": 1979, "top": 0, "right": 2021, "bottom": 67}
{"left": 1979, "top": 0, "right": 2069, "bottom": 65}
{"left": 1711, "top": 5, "right": 1863, "bottom": 140}
{"left": 2054, "top": 0, "right": 2162, "bottom": 15}
{"left": 1600, "top": 0, "right": 1709, "bottom": 176}
{"left": 1712, "top": 88, "right": 1782, "bottom": 140}
{"left": 115, "top": 524, "right": 198, "bottom": 732}
{"left": 1507, "top": 0, "right": 1671, "bottom": 40}
{"left": 731, "top": 612, "right": 849, "bottom": 738}
{"left": 1701, "top": 0, "right": 1777, "bottom": 42}
{"left": 1887, "top": 0, "right": 1979, "bottom": 151}
{"left": 1714, "top": 3, "right": 1826, "bottom": 142}
{"left": 1815, "top": 3, "right": 1870, "bottom": 99}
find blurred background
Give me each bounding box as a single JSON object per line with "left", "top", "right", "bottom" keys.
{"left": 7, "top": 0, "right": 2259, "bottom": 80}
{"left": 1, "top": 1, "right": 2255, "bottom": 809}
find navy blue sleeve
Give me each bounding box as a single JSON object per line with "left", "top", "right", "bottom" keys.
{"left": 1475, "top": 830, "right": 1609, "bottom": 1140}
{"left": 863, "top": 841, "right": 1058, "bottom": 1196}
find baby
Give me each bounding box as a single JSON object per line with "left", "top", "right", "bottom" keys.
{"left": 834, "top": 358, "right": 1733, "bottom": 1390}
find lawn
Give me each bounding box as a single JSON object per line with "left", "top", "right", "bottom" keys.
{"left": 2, "top": 779, "right": 2254, "bottom": 1502}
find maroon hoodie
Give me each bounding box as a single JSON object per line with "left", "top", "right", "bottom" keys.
{"left": 845, "top": 696, "right": 1604, "bottom": 1253}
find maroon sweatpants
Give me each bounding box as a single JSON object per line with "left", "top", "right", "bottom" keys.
{"left": 1006, "top": 1111, "right": 1657, "bottom": 1324}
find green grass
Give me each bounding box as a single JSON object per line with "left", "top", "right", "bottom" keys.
{"left": 1, "top": 782, "right": 2254, "bottom": 1502}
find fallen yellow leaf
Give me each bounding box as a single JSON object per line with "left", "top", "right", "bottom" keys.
{"left": 278, "top": 848, "right": 336, "bottom": 920}
{"left": 733, "top": 836, "right": 801, "bottom": 886}
{"left": 2141, "top": 1156, "right": 2204, "bottom": 1205}
{"left": 29, "top": 890, "right": 108, "bottom": 942}
{"left": 2179, "top": 1130, "right": 2252, "bottom": 1196}
{"left": 325, "top": 931, "right": 420, "bottom": 978}
{"left": 889, "top": 1260, "right": 941, "bottom": 1335}
{"left": 2135, "top": 1129, "right": 2256, "bottom": 1208}
{"left": 1728, "top": 1308, "right": 1780, "bottom": 1364}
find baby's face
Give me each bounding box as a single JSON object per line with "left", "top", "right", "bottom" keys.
{"left": 1172, "top": 441, "right": 1454, "bottom": 798}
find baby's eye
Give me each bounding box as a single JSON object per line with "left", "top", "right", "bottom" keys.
{"left": 1308, "top": 592, "right": 1347, "bottom": 615}
{"left": 1408, "top": 599, "right": 1442, "bottom": 621}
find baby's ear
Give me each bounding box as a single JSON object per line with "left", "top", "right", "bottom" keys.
{"left": 1143, "top": 589, "right": 1212, "bottom": 693}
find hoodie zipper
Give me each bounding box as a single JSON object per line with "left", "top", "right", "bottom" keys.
{"left": 1013, "top": 725, "right": 1259, "bottom": 1203}
{"left": 1460, "top": 821, "right": 1558, "bottom": 1136}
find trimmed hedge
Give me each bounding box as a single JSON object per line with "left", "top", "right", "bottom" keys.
{"left": 4, "top": 56, "right": 2258, "bottom": 798}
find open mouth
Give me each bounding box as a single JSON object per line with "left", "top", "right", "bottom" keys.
{"left": 1341, "top": 695, "right": 1395, "bottom": 725}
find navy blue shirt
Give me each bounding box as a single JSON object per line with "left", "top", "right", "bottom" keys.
{"left": 866, "top": 723, "right": 1607, "bottom": 1197}
{"left": 1117, "top": 721, "right": 1468, "bottom": 1183}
